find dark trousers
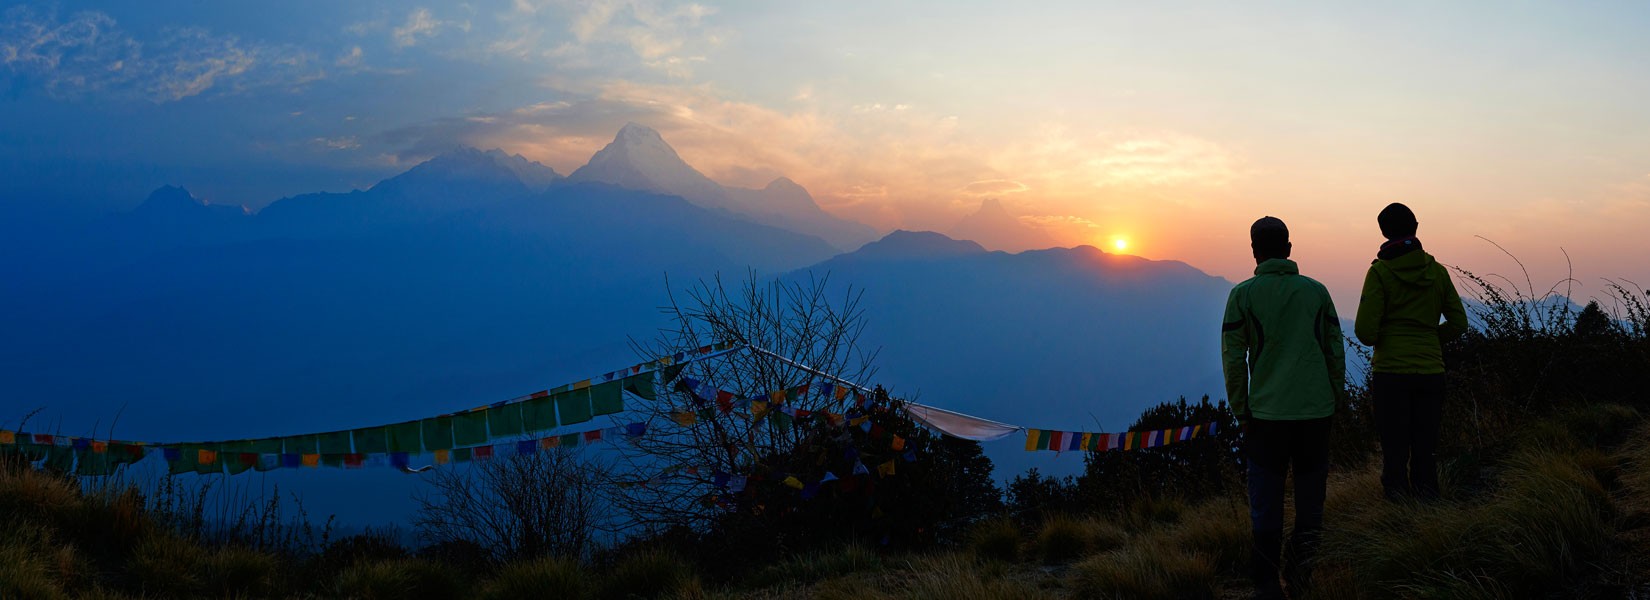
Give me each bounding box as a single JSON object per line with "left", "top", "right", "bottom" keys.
{"left": 1244, "top": 416, "right": 1332, "bottom": 595}
{"left": 1372, "top": 372, "right": 1445, "bottom": 500}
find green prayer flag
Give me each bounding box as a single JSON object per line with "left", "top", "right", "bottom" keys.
{"left": 283, "top": 435, "right": 319, "bottom": 455}
{"left": 489, "top": 403, "right": 525, "bottom": 437}
{"left": 7, "top": 442, "right": 47, "bottom": 462}
{"left": 75, "top": 452, "right": 111, "bottom": 476}
{"left": 321, "top": 454, "right": 344, "bottom": 468}
{"left": 452, "top": 447, "right": 472, "bottom": 463}
{"left": 622, "top": 373, "right": 656, "bottom": 401}
{"left": 559, "top": 433, "right": 581, "bottom": 447}
{"left": 387, "top": 421, "right": 423, "bottom": 453}
{"left": 591, "top": 381, "right": 624, "bottom": 416}
{"left": 318, "top": 431, "right": 353, "bottom": 454}
{"left": 453, "top": 411, "right": 490, "bottom": 447}
{"left": 422, "top": 417, "right": 455, "bottom": 451}
{"left": 772, "top": 412, "right": 793, "bottom": 433}
{"left": 556, "top": 389, "right": 593, "bottom": 425}
{"left": 45, "top": 447, "right": 76, "bottom": 473}
{"left": 352, "top": 427, "right": 388, "bottom": 454}
{"left": 523, "top": 396, "right": 558, "bottom": 432}
{"left": 1035, "top": 430, "right": 1051, "bottom": 451}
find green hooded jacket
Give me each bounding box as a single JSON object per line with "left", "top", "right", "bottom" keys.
{"left": 1353, "top": 249, "right": 1469, "bottom": 374}
{"left": 1221, "top": 259, "right": 1346, "bottom": 421}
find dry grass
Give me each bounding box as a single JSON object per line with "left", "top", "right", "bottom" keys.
{"left": 968, "top": 517, "right": 1023, "bottom": 563}
{"left": 1035, "top": 514, "right": 1094, "bottom": 564}
{"left": 1069, "top": 545, "right": 1218, "bottom": 600}
{"left": 480, "top": 555, "right": 589, "bottom": 600}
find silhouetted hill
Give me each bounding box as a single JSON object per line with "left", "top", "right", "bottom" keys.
{"left": 791, "top": 231, "right": 1232, "bottom": 477}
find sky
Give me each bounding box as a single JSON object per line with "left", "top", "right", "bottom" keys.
{"left": 4, "top": 0, "right": 1650, "bottom": 309}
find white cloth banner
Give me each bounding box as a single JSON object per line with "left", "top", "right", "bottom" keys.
{"left": 903, "top": 402, "right": 1023, "bottom": 441}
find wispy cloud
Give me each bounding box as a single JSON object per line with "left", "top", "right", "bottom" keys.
{"left": 393, "top": 8, "right": 442, "bottom": 48}
{"left": 0, "top": 5, "right": 323, "bottom": 102}
{"left": 961, "top": 179, "right": 1028, "bottom": 196}
{"left": 472, "top": 0, "right": 721, "bottom": 78}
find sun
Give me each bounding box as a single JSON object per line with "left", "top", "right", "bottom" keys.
{"left": 1113, "top": 238, "right": 1129, "bottom": 252}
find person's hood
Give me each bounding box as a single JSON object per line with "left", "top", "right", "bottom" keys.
{"left": 1254, "top": 258, "right": 1298, "bottom": 276}
{"left": 1380, "top": 250, "right": 1437, "bottom": 287}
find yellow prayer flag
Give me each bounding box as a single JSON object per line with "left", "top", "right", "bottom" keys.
{"left": 891, "top": 435, "right": 905, "bottom": 451}
{"left": 769, "top": 390, "right": 786, "bottom": 404}
{"left": 434, "top": 449, "right": 450, "bottom": 465}
{"left": 197, "top": 449, "right": 218, "bottom": 464}
{"left": 573, "top": 379, "right": 591, "bottom": 390}
{"left": 834, "top": 387, "right": 849, "bottom": 401}
{"left": 878, "top": 460, "right": 896, "bottom": 476}
{"left": 91, "top": 441, "right": 108, "bottom": 453}
{"left": 1081, "top": 433, "right": 1093, "bottom": 450}
{"left": 301, "top": 454, "right": 320, "bottom": 468}
{"left": 0, "top": 430, "right": 15, "bottom": 445}
{"left": 674, "top": 411, "right": 698, "bottom": 426}
{"left": 1025, "top": 429, "right": 1040, "bottom": 451}
{"left": 751, "top": 401, "right": 769, "bottom": 418}
{"left": 849, "top": 415, "right": 869, "bottom": 427}
{"left": 783, "top": 476, "right": 804, "bottom": 490}
{"left": 539, "top": 437, "right": 558, "bottom": 450}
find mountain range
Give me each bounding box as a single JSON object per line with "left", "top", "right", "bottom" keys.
{"left": 1, "top": 123, "right": 1235, "bottom": 525}
{"left": 947, "top": 198, "right": 1061, "bottom": 252}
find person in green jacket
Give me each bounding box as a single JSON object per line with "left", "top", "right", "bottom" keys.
{"left": 1222, "top": 216, "right": 1345, "bottom": 599}
{"left": 1354, "top": 203, "right": 1468, "bottom": 501}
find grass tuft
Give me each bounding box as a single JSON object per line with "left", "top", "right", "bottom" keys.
{"left": 481, "top": 555, "right": 587, "bottom": 600}
{"left": 1164, "top": 497, "right": 1249, "bottom": 572}
{"left": 900, "top": 554, "right": 1042, "bottom": 600}
{"left": 202, "top": 545, "right": 279, "bottom": 598}
{"left": 967, "top": 517, "right": 1022, "bottom": 563}
{"left": 599, "top": 550, "right": 698, "bottom": 600}
{"left": 744, "top": 544, "right": 882, "bottom": 589}
{"left": 1035, "top": 514, "right": 1092, "bottom": 564}
{"left": 126, "top": 534, "right": 208, "bottom": 598}
{"left": 1069, "top": 546, "right": 1217, "bottom": 600}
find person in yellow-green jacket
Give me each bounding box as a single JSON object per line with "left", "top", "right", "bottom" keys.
{"left": 1222, "top": 216, "right": 1346, "bottom": 599}
{"left": 1355, "top": 203, "right": 1468, "bottom": 501}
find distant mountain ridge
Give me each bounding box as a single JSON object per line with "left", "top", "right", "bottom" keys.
{"left": 948, "top": 198, "right": 1059, "bottom": 253}
{"left": 569, "top": 123, "right": 880, "bottom": 251}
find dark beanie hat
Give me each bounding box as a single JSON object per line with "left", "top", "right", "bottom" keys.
{"left": 1377, "top": 203, "right": 1418, "bottom": 240}
{"left": 1250, "top": 216, "right": 1289, "bottom": 256}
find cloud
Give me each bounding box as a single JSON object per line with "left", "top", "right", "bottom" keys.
{"left": 961, "top": 179, "right": 1028, "bottom": 196}
{"left": 393, "top": 8, "right": 442, "bottom": 48}
{"left": 470, "top": 0, "right": 721, "bottom": 78}
{"left": 336, "top": 46, "right": 363, "bottom": 67}
{"left": 1087, "top": 134, "right": 1240, "bottom": 187}
{"left": 312, "top": 136, "right": 361, "bottom": 151}
{"left": 0, "top": 5, "right": 322, "bottom": 102}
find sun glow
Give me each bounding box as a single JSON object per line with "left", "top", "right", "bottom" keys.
{"left": 1113, "top": 238, "right": 1129, "bottom": 252}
